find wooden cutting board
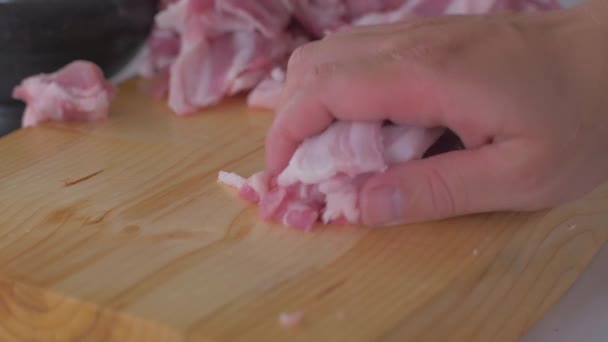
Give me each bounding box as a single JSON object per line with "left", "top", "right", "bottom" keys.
{"left": 0, "top": 78, "right": 606, "bottom": 342}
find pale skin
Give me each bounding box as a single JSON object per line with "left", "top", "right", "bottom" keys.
{"left": 265, "top": 0, "right": 608, "bottom": 226}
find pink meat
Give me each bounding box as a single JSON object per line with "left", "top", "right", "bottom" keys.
{"left": 219, "top": 0, "right": 293, "bottom": 38}
{"left": 159, "top": 0, "right": 179, "bottom": 10}
{"left": 278, "top": 311, "right": 304, "bottom": 327}
{"left": 157, "top": 0, "right": 291, "bottom": 38}
{"left": 138, "top": 29, "right": 180, "bottom": 79}
{"left": 347, "top": 0, "right": 561, "bottom": 29}
{"left": 288, "top": 0, "right": 413, "bottom": 37}
{"left": 239, "top": 171, "right": 270, "bottom": 202}
{"left": 168, "top": 30, "right": 293, "bottom": 114}
{"left": 12, "top": 60, "right": 116, "bottom": 128}
{"left": 148, "top": 0, "right": 295, "bottom": 114}
{"left": 218, "top": 121, "right": 444, "bottom": 230}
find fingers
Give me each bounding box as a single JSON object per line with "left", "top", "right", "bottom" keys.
{"left": 265, "top": 53, "right": 446, "bottom": 175}
{"left": 278, "top": 28, "right": 403, "bottom": 111}
{"left": 358, "top": 145, "right": 528, "bottom": 226}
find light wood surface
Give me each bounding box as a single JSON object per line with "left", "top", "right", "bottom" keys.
{"left": 0, "top": 78, "right": 606, "bottom": 341}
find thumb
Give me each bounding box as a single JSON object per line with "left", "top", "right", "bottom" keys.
{"left": 359, "top": 147, "right": 519, "bottom": 226}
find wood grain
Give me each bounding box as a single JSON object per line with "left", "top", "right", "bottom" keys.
{"left": 0, "top": 78, "right": 606, "bottom": 341}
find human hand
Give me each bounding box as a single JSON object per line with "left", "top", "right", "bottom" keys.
{"left": 265, "top": 2, "right": 608, "bottom": 226}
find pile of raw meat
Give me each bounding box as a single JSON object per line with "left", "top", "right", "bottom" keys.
{"left": 12, "top": 0, "right": 560, "bottom": 127}
{"left": 11, "top": 0, "right": 561, "bottom": 229}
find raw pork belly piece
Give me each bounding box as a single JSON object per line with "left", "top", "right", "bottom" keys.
{"left": 166, "top": 30, "right": 294, "bottom": 114}
{"left": 219, "top": 121, "right": 444, "bottom": 230}
{"left": 289, "top": 0, "right": 408, "bottom": 37}
{"left": 12, "top": 60, "right": 116, "bottom": 128}
{"left": 148, "top": 0, "right": 296, "bottom": 114}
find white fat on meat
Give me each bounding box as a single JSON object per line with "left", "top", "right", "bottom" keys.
{"left": 277, "top": 121, "right": 444, "bottom": 186}
{"left": 318, "top": 175, "right": 362, "bottom": 224}
{"left": 152, "top": 0, "right": 294, "bottom": 115}
{"left": 219, "top": 0, "right": 292, "bottom": 38}
{"left": 12, "top": 60, "right": 116, "bottom": 128}
{"left": 382, "top": 125, "right": 444, "bottom": 164}
{"left": 351, "top": 0, "right": 422, "bottom": 26}
{"left": 218, "top": 171, "right": 247, "bottom": 189}
{"left": 277, "top": 121, "right": 387, "bottom": 186}
{"left": 351, "top": 0, "right": 560, "bottom": 27}
{"left": 443, "top": 0, "right": 495, "bottom": 13}
{"left": 168, "top": 30, "right": 292, "bottom": 114}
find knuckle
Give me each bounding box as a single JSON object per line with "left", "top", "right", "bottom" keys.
{"left": 385, "top": 40, "right": 450, "bottom": 72}
{"left": 287, "top": 43, "right": 316, "bottom": 73}
{"left": 424, "top": 167, "right": 461, "bottom": 218}
{"left": 394, "top": 44, "right": 438, "bottom": 62}
{"left": 381, "top": 23, "right": 458, "bottom": 72}
{"left": 288, "top": 42, "right": 340, "bottom": 89}
{"left": 307, "top": 61, "right": 338, "bottom": 84}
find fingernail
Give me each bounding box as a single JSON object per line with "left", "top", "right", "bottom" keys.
{"left": 364, "top": 185, "right": 406, "bottom": 226}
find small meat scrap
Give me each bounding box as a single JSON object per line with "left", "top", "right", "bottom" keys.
{"left": 12, "top": 61, "right": 116, "bottom": 128}
{"left": 278, "top": 311, "right": 303, "bottom": 328}
{"left": 217, "top": 171, "right": 247, "bottom": 189}
{"left": 218, "top": 120, "right": 443, "bottom": 230}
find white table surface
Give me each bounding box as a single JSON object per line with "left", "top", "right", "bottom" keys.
{"left": 115, "top": 1, "right": 606, "bottom": 340}
{"left": 522, "top": 245, "right": 608, "bottom": 342}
